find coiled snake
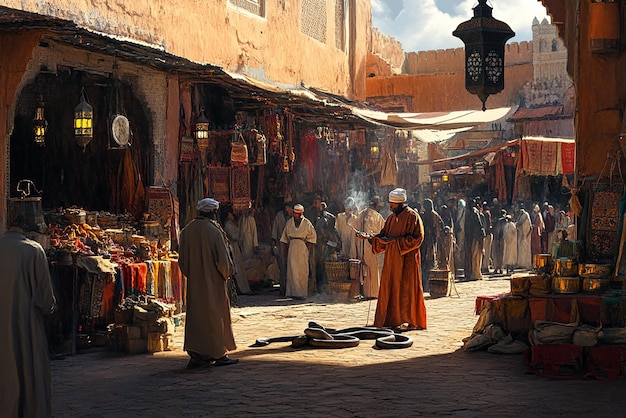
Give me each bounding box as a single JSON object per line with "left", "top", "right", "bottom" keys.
{"left": 252, "top": 322, "right": 413, "bottom": 349}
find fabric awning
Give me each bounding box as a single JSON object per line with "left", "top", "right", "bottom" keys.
{"left": 351, "top": 106, "right": 515, "bottom": 129}
{"left": 518, "top": 136, "right": 575, "bottom": 176}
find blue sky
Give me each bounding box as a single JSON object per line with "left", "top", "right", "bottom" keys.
{"left": 371, "top": 0, "right": 550, "bottom": 52}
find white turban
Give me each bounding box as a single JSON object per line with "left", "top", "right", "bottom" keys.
{"left": 197, "top": 198, "right": 219, "bottom": 212}
{"left": 388, "top": 188, "right": 407, "bottom": 203}
{"left": 293, "top": 204, "right": 304, "bottom": 213}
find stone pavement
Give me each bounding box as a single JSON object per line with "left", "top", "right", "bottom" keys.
{"left": 51, "top": 275, "right": 626, "bottom": 418}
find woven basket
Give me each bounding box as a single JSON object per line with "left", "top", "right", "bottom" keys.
{"left": 327, "top": 280, "right": 351, "bottom": 298}
{"left": 324, "top": 261, "right": 350, "bottom": 281}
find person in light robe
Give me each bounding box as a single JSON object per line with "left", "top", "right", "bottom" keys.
{"left": 280, "top": 204, "right": 317, "bottom": 299}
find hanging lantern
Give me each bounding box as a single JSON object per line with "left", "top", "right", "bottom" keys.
{"left": 453, "top": 0, "right": 515, "bottom": 111}
{"left": 74, "top": 88, "right": 93, "bottom": 150}
{"left": 368, "top": 132, "right": 380, "bottom": 159}
{"left": 33, "top": 94, "right": 48, "bottom": 147}
{"left": 442, "top": 170, "right": 450, "bottom": 183}
{"left": 195, "top": 106, "right": 210, "bottom": 151}
{"left": 196, "top": 106, "right": 209, "bottom": 150}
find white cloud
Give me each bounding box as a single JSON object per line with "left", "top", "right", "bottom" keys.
{"left": 372, "top": 0, "right": 550, "bottom": 52}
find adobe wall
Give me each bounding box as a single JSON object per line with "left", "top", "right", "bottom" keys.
{"left": 370, "top": 28, "right": 405, "bottom": 74}
{"left": 3, "top": 0, "right": 371, "bottom": 99}
{"left": 403, "top": 42, "right": 533, "bottom": 75}
{"left": 366, "top": 52, "right": 395, "bottom": 78}
{"left": 366, "top": 62, "right": 533, "bottom": 112}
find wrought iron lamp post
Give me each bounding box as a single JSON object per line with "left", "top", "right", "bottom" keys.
{"left": 453, "top": 0, "right": 514, "bottom": 111}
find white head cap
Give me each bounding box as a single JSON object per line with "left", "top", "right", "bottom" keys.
{"left": 388, "top": 188, "right": 407, "bottom": 203}
{"left": 197, "top": 198, "right": 220, "bottom": 212}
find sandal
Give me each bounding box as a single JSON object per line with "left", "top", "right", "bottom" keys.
{"left": 186, "top": 357, "right": 211, "bottom": 370}
{"left": 214, "top": 355, "right": 239, "bottom": 367}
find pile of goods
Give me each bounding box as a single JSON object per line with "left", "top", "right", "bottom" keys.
{"left": 108, "top": 297, "right": 179, "bottom": 354}
{"left": 44, "top": 207, "right": 176, "bottom": 264}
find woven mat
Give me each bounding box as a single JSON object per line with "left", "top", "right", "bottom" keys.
{"left": 588, "top": 184, "right": 622, "bottom": 261}
{"left": 146, "top": 187, "right": 173, "bottom": 226}
{"left": 207, "top": 165, "right": 231, "bottom": 203}
{"left": 231, "top": 165, "right": 251, "bottom": 212}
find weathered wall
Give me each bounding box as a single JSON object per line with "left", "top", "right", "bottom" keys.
{"left": 0, "top": 31, "right": 40, "bottom": 229}
{"left": 404, "top": 42, "right": 532, "bottom": 75}
{"left": 366, "top": 62, "right": 533, "bottom": 112}
{"left": 574, "top": 0, "right": 622, "bottom": 178}
{"left": 370, "top": 27, "right": 404, "bottom": 74}
{"left": 2, "top": 0, "right": 371, "bottom": 99}
{"left": 365, "top": 52, "right": 394, "bottom": 77}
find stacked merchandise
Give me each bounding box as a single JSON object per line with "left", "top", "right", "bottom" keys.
{"left": 109, "top": 298, "right": 176, "bottom": 354}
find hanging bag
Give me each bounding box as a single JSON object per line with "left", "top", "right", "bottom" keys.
{"left": 230, "top": 132, "right": 249, "bottom": 165}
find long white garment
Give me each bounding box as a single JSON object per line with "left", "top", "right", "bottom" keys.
{"left": 280, "top": 217, "right": 317, "bottom": 298}
{"left": 336, "top": 211, "right": 358, "bottom": 258}
{"left": 239, "top": 214, "right": 258, "bottom": 260}
{"left": 0, "top": 231, "right": 56, "bottom": 418}
{"left": 503, "top": 222, "right": 518, "bottom": 267}
{"left": 516, "top": 210, "right": 532, "bottom": 269}
{"left": 357, "top": 207, "right": 385, "bottom": 298}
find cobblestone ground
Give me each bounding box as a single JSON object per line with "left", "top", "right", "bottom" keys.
{"left": 52, "top": 275, "right": 626, "bottom": 417}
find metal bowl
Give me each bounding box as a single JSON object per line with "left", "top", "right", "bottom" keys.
{"left": 552, "top": 276, "right": 581, "bottom": 294}
{"left": 578, "top": 263, "right": 612, "bottom": 278}
{"left": 554, "top": 258, "right": 578, "bottom": 277}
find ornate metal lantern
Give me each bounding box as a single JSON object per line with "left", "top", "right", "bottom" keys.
{"left": 453, "top": 0, "right": 514, "bottom": 111}
{"left": 368, "top": 132, "right": 380, "bottom": 159}
{"left": 74, "top": 88, "right": 93, "bottom": 150}
{"left": 33, "top": 94, "right": 48, "bottom": 147}
{"left": 194, "top": 107, "right": 210, "bottom": 146}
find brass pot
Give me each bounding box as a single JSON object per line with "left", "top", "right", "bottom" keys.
{"left": 582, "top": 277, "right": 609, "bottom": 293}
{"left": 578, "top": 263, "right": 612, "bottom": 278}
{"left": 533, "top": 254, "right": 552, "bottom": 269}
{"left": 552, "top": 276, "right": 581, "bottom": 294}
{"left": 554, "top": 258, "right": 578, "bottom": 277}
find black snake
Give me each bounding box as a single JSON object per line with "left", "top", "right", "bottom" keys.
{"left": 252, "top": 322, "right": 413, "bottom": 349}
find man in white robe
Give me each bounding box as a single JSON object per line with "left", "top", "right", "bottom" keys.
{"left": 516, "top": 205, "right": 533, "bottom": 269}
{"left": 356, "top": 196, "right": 385, "bottom": 299}
{"left": 280, "top": 204, "right": 317, "bottom": 299}
{"left": 503, "top": 215, "right": 518, "bottom": 274}
{"left": 239, "top": 206, "right": 258, "bottom": 260}
{"left": 0, "top": 215, "right": 56, "bottom": 418}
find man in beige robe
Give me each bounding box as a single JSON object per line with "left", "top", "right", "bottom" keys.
{"left": 356, "top": 196, "right": 386, "bottom": 299}
{"left": 179, "top": 198, "right": 238, "bottom": 368}
{"left": 0, "top": 214, "right": 56, "bottom": 418}
{"left": 280, "top": 204, "right": 317, "bottom": 299}
{"left": 336, "top": 197, "right": 359, "bottom": 259}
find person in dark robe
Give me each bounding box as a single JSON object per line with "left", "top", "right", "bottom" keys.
{"left": 0, "top": 214, "right": 56, "bottom": 417}
{"left": 179, "top": 198, "right": 238, "bottom": 369}
{"left": 481, "top": 202, "right": 493, "bottom": 274}
{"left": 420, "top": 198, "right": 443, "bottom": 291}
{"left": 492, "top": 209, "right": 507, "bottom": 274}
{"left": 362, "top": 188, "right": 427, "bottom": 331}
{"left": 271, "top": 199, "right": 293, "bottom": 296}
{"left": 314, "top": 202, "right": 340, "bottom": 294}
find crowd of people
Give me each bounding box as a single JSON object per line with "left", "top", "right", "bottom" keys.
{"left": 1, "top": 186, "right": 579, "bottom": 411}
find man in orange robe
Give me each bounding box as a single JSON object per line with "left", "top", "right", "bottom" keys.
{"left": 366, "top": 188, "right": 427, "bottom": 331}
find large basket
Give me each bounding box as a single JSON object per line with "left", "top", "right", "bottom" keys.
{"left": 327, "top": 280, "right": 352, "bottom": 298}
{"left": 324, "top": 261, "right": 350, "bottom": 281}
